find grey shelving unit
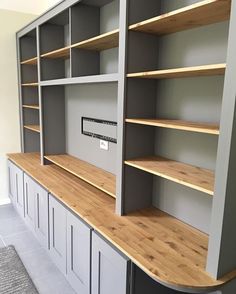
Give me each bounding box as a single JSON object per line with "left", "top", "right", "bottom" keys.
{"left": 16, "top": 0, "right": 236, "bottom": 292}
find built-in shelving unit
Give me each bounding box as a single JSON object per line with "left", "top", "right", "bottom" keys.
{"left": 125, "top": 156, "right": 214, "bottom": 195}
{"left": 24, "top": 125, "right": 40, "bottom": 133}
{"left": 15, "top": 0, "right": 236, "bottom": 291}
{"left": 127, "top": 64, "right": 226, "bottom": 79}
{"left": 45, "top": 154, "right": 116, "bottom": 198}
{"left": 125, "top": 119, "right": 220, "bottom": 135}
{"left": 129, "top": 0, "right": 231, "bottom": 35}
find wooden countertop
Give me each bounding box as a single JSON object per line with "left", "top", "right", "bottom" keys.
{"left": 7, "top": 153, "right": 236, "bottom": 292}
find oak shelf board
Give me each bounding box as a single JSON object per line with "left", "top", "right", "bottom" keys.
{"left": 7, "top": 152, "right": 236, "bottom": 290}
{"left": 23, "top": 125, "right": 40, "bottom": 133}
{"left": 71, "top": 29, "right": 119, "bottom": 51}
{"left": 125, "top": 156, "right": 214, "bottom": 195}
{"left": 20, "top": 57, "right": 38, "bottom": 65}
{"left": 129, "top": 0, "right": 231, "bottom": 35}
{"left": 41, "top": 46, "right": 70, "bottom": 59}
{"left": 44, "top": 154, "right": 116, "bottom": 198}
{"left": 22, "top": 104, "right": 40, "bottom": 110}
{"left": 21, "top": 82, "right": 39, "bottom": 87}
{"left": 126, "top": 118, "right": 220, "bottom": 135}
{"left": 127, "top": 64, "right": 226, "bottom": 79}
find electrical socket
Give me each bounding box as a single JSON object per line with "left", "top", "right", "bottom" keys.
{"left": 100, "top": 140, "right": 109, "bottom": 151}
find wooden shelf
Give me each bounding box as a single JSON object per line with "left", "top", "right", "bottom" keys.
{"left": 71, "top": 29, "right": 119, "bottom": 51}
{"left": 41, "top": 46, "right": 70, "bottom": 59}
{"left": 125, "top": 156, "right": 214, "bottom": 195}
{"left": 129, "top": 0, "right": 231, "bottom": 35}
{"left": 40, "top": 73, "right": 119, "bottom": 86}
{"left": 22, "top": 104, "right": 39, "bottom": 110}
{"left": 44, "top": 154, "right": 116, "bottom": 198}
{"left": 7, "top": 152, "right": 236, "bottom": 290}
{"left": 127, "top": 64, "right": 226, "bottom": 79}
{"left": 24, "top": 125, "right": 40, "bottom": 133}
{"left": 126, "top": 118, "right": 220, "bottom": 135}
{"left": 21, "top": 82, "right": 39, "bottom": 87}
{"left": 21, "top": 57, "right": 38, "bottom": 65}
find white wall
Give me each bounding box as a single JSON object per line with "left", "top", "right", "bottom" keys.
{"left": 0, "top": 0, "right": 60, "bottom": 15}
{"left": 0, "top": 1, "right": 59, "bottom": 204}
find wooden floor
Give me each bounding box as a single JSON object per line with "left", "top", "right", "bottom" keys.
{"left": 7, "top": 153, "right": 236, "bottom": 291}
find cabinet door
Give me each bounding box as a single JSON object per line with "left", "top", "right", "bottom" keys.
{"left": 49, "top": 194, "right": 67, "bottom": 275}
{"left": 92, "top": 232, "right": 130, "bottom": 294}
{"left": 24, "top": 174, "right": 36, "bottom": 231}
{"left": 35, "top": 183, "right": 49, "bottom": 249}
{"left": 8, "top": 161, "right": 15, "bottom": 203}
{"left": 14, "top": 165, "right": 24, "bottom": 218}
{"left": 67, "top": 211, "right": 91, "bottom": 294}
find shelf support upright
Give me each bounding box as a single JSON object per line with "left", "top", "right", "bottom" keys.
{"left": 207, "top": 0, "right": 236, "bottom": 279}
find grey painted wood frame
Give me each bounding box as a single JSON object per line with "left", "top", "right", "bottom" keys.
{"left": 207, "top": 0, "right": 236, "bottom": 279}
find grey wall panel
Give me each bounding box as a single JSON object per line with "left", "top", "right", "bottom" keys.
{"left": 100, "top": 0, "right": 119, "bottom": 34}
{"left": 160, "top": 0, "right": 202, "bottom": 14}
{"left": 65, "top": 83, "right": 117, "bottom": 174}
{"left": 157, "top": 22, "right": 229, "bottom": 69}
{"left": 40, "top": 24, "right": 65, "bottom": 54}
{"left": 22, "top": 87, "right": 39, "bottom": 105}
{"left": 24, "top": 130, "right": 40, "bottom": 153}
{"left": 100, "top": 48, "right": 118, "bottom": 74}
{"left": 71, "top": 3, "right": 100, "bottom": 44}
{"left": 42, "top": 86, "right": 66, "bottom": 155}
{"left": 41, "top": 59, "right": 67, "bottom": 81}
{"left": 153, "top": 179, "right": 212, "bottom": 234}
{"left": 23, "top": 108, "right": 40, "bottom": 125}
{"left": 21, "top": 65, "right": 38, "bottom": 84}
{"left": 20, "top": 33, "right": 37, "bottom": 61}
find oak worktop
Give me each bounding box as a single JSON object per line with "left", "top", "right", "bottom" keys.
{"left": 7, "top": 153, "right": 236, "bottom": 292}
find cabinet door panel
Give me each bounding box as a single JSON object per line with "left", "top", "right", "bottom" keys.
{"left": 92, "top": 232, "right": 130, "bottom": 294}
{"left": 15, "top": 165, "right": 24, "bottom": 218}
{"left": 67, "top": 211, "right": 91, "bottom": 294}
{"left": 35, "top": 184, "right": 48, "bottom": 249}
{"left": 8, "top": 161, "right": 15, "bottom": 203}
{"left": 24, "top": 174, "right": 35, "bottom": 231}
{"left": 49, "top": 195, "right": 67, "bottom": 275}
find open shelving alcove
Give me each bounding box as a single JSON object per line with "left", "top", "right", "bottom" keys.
{"left": 19, "top": 28, "right": 40, "bottom": 152}
{"left": 15, "top": 0, "right": 236, "bottom": 292}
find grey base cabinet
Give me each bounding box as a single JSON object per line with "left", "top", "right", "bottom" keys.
{"left": 24, "top": 173, "right": 49, "bottom": 248}
{"left": 67, "top": 210, "right": 91, "bottom": 294}
{"left": 8, "top": 161, "right": 24, "bottom": 218}
{"left": 92, "top": 232, "right": 130, "bottom": 294}
{"left": 49, "top": 194, "right": 67, "bottom": 275}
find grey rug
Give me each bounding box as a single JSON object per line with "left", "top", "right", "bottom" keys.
{"left": 0, "top": 245, "right": 38, "bottom": 294}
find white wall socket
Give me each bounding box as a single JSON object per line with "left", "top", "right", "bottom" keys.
{"left": 100, "top": 140, "right": 109, "bottom": 151}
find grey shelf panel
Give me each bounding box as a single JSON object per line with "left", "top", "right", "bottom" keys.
{"left": 40, "top": 73, "right": 119, "bottom": 86}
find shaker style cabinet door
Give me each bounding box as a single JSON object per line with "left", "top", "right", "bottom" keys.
{"left": 14, "top": 165, "right": 24, "bottom": 218}
{"left": 8, "top": 161, "right": 15, "bottom": 204}
{"left": 35, "top": 183, "right": 49, "bottom": 249}
{"left": 49, "top": 194, "right": 67, "bottom": 275}
{"left": 24, "top": 174, "right": 36, "bottom": 231}
{"left": 92, "top": 232, "right": 130, "bottom": 294}
{"left": 67, "top": 211, "right": 91, "bottom": 294}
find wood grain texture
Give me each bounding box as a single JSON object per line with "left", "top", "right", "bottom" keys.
{"left": 129, "top": 0, "right": 231, "bottom": 35}
{"left": 21, "top": 82, "right": 39, "bottom": 87}
{"left": 22, "top": 105, "right": 40, "bottom": 110}
{"left": 125, "top": 156, "right": 214, "bottom": 195}
{"left": 71, "top": 29, "right": 119, "bottom": 51}
{"left": 45, "top": 154, "right": 116, "bottom": 198}
{"left": 7, "top": 153, "right": 236, "bottom": 290}
{"left": 126, "top": 119, "right": 220, "bottom": 135}
{"left": 20, "top": 57, "right": 38, "bottom": 65}
{"left": 24, "top": 125, "right": 40, "bottom": 133}
{"left": 127, "top": 64, "right": 226, "bottom": 79}
{"left": 41, "top": 46, "right": 70, "bottom": 59}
